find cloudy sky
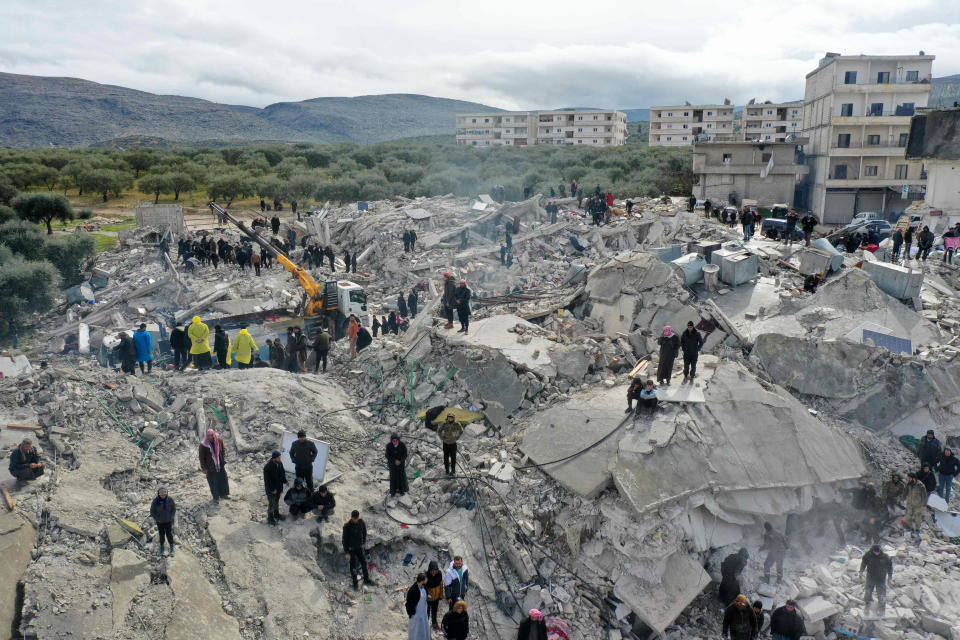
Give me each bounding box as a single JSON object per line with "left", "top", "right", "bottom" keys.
{"left": 2, "top": 0, "right": 960, "bottom": 110}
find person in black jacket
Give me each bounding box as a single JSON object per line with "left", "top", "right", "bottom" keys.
{"left": 517, "top": 609, "right": 548, "bottom": 640}
{"left": 425, "top": 560, "right": 444, "bottom": 630}
{"left": 406, "top": 573, "right": 430, "bottom": 637}
{"left": 752, "top": 601, "right": 766, "bottom": 635}
{"left": 919, "top": 429, "right": 943, "bottom": 469}
{"left": 722, "top": 595, "right": 756, "bottom": 640}
{"left": 342, "top": 510, "right": 373, "bottom": 589}
{"left": 283, "top": 477, "right": 312, "bottom": 519}
{"left": 170, "top": 322, "right": 188, "bottom": 371}
{"left": 918, "top": 463, "right": 937, "bottom": 494}
{"left": 214, "top": 325, "right": 230, "bottom": 369}
{"left": 718, "top": 548, "right": 748, "bottom": 606}
{"left": 117, "top": 332, "right": 137, "bottom": 375}
{"left": 801, "top": 213, "right": 817, "bottom": 247}
{"left": 311, "top": 485, "right": 335, "bottom": 521}
{"left": 442, "top": 601, "right": 469, "bottom": 640}
{"left": 769, "top": 600, "right": 805, "bottom": 640}
{"left": 9, "top": 439, "right": 44, "bottom": 482}
{"left": 386, "top": 432, "right": 408, "bottom": 497}
{"left": 656, "top": 326, "right": 681, "bottom": 386}
{"left": 263, "top": 450, "right": 288, "bottom": 525}
{"left": 398, "top": 293, "right": 408, "bottom": 318}
{"left": 680, "top": 321, "right": 703, "bottom": 383}
{"left": 454, "top": 279, "right": 472, "bottom": 334}
{"left": 289, "top": 430, "right": 318, "bottom": 492}
{"left": 150, "top": 487, "right": 176, "bottom": 557}
{"left": 859, "top": 544, "right": 893, "bottom": 612}
{"left": 936, "top": 447, "right": 960, "bottom": 503}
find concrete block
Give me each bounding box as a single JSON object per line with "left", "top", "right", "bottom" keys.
{"left": 861, "top": 260, "right": 923, "bottom": 300}
{"left": 798, "top": 596, "right": 840, "bottom": 622}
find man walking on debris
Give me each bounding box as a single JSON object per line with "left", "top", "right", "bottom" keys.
{"left": 403, "top": 230, "right": 411, "bottom": 252}
{"left": 342, "top": 510, "right": 373, "bottom": 590}
{"left": 769, "top": 600, "right": 805, "bottom": 640}
{"left": 325, "top": 246, "right": 336, "bottom": 272}
{"left": 263, "top": 450, "right": 288, "bottom": 525}
{"left": 312, "top": 485, "right": 335, "bottom": 521}
{"left": 656, "top": 326, "right": 680, "bottom": 386}
{"left": 454, "top": 279, "right": 472, "bottom": 334}
{"left": 882, "top": 472, "right": 906, "bottom": 512}
{"left": 680, "top": 321, "right": 703, "bottom": 384}
{"left": 283, "top": 478, "right": 312, "bottom": 519}
{"left": 150, "top": 487, "right": 176, "bottom": 557}
{"left": 214, "top": 325, "right": 231, "bottom": 369}
{"left": 783, "top": 209, "right": 799, "bottom": 246}
{"left": 444, "top": 556, "right": 469, "bottom": 610}
{"left": 936, "top": 447, "right": 959, "bottom": 503}
{"left": 312, "top": 326, "right": 331, "bottom": 373}
{"left": 9, "top": 438, "right": 44, "bottom": 482}
{"left": 133, "top": 323, "right": 153, "bottom": 374}
{"left": 718, "top": 548, "right": 748, "bottom": 606}
{"left": 919, "top": 429, "right": 942, "bottom": 468}
{"left": 801, "top": 212, "right": 817, "bottom": 247}
{"left": 347, "top": 315, "right": 360, "bottom": 357}
{"left": 426, "top": 561, "right": 444, "bottom": 630}
{"left": 199, "top": 428, "right": 229, "bottom": 501}
{"left": 442, "top": 274, "right": 457, "bottom": 330}
{"left": 188, "top": 316, "right": 212, "bottom": 370}
{"left": 860, "top": 544, "right": 893, "bottom": 613}
{"left": 438, "top": 413, "right": 464, "bottom": 476}
{"left": 386, "top": 432, "right": 409, "bottom": 496}
{"left": 170, "top": 322, "right": 188, "bottom": 371}
{"left": 891, "top": 228, "right": 904, "bottom": 262}
{"left": 905, "top": 472, "right": 926, "bottom": 533}
{"left": 722, "top": 594, "right": 756, "bottom": 640}
{"left": 918, "top": 225, "right": 935, "bottom": 261}
{"left": 761, "top": 522, "right": 787, "bottom": 584}
{"left": 289, "top": 429, "right": 318, "bottom": 492}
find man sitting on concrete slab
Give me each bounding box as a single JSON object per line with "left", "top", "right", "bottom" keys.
{"left": 9, "top": 438, "right": 44, "bottom": 482}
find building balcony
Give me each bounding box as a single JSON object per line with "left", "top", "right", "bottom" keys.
{"left": 825, "top": 176, "right": 927, "bottom": 187}
{"left": 831, "top": 115, "right": 912, "bottom": 126}
{"left": 829, "top": 143, "right": 908, "bottom": 156}
{"left": 697, "top": 164, "right": 809, "bottom": 176}
{"left": 833, "top": 76, "right": 933, "bottom": 91}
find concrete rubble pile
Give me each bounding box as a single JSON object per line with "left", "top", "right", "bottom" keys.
{"left": 3, "top": 194, "right": 960, "bottom": 640}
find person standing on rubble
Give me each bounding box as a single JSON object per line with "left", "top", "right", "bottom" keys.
{"left": 213, "top": 325, "right": 231, "bottom": 370}
{"left": 170, "top": 322, "right": 188, "bottom": 371}
{"left": 117, "top": 332, "right": 137, "bottom": 375}
{"left": 890, "top": 228, "right": 904, "bottom": 262}
{"left": 294, "top": 326, "right": 308, "bottom": 372}
{"left": 406, "top": 572, "right": 431, "bottom": 640}
{"left": 718, "top": 548, "right": 749, "bottom": 606}
{"left": 283, "top": 327, "right": 298, "bottom": 372}
{"left": 342, "top": 510, "right": 374, "bottom": 589}
{"left": 289, "top": 429, "right": 318, "bottom": 492}
{"left": 231, "top": 324, "right": 258, "bottom": 369}
{"left": 325, "top": 246, "right": 336, "bottom": 272}
{"left": 905, "top": 472, "right": 927, "bottom": 533}
{"left": 188, "top": 316, "right": 212, "bottom": 370}
{"left": 444, "top": 556, "right": 470, "bottom": 610}
{"left": 801, "top": 213, "right": 817, "bottom": 247}
{"left": 752, "top": 601, "right": 765, "bottom": 635}
{"left": 860, "top": 544, "right": 893, "bottom": 613}
{"left": 347, "top": 315, "right": 359, "bottom": 358}
{"left": 784, "top": 209, "right": 799, "bottom": 246}
{"left": 312, "top": 326, "right": 331, "bottom": 373}
{"left": 251, "top": 249, "right": 261, "bottom": 276}
{"left": 269, "top": 338, "right": 284, "bottom": 368}
{"left": 688, "top": 194, "right": 696, "bottom": 212}
{"left": 133, "top": 324, "right": 154, "bottom": 374}
{"left": 517, "top": 609, "right": 547, "bottom": 640}
{"left": 150, "top": 487, "right": 176, "bottom": 557}
{"left": 9, "top": 438, "right": 44, "bottom": 482}
{"left": 918, "top": 463, "right": 937, "bottom": 494}
{"left": 398, "top": 293, "right": 408, "bottom": 318}
{"left": 903, "top": 225, "right": 915, "bottom": 261}
{"left": 740, "top": 208, "right": 755, "bottom": 241}
{"left": 656, "top": 326, "right": 680, "bottom": 386}
{"left": 351, "top": 253, "right": 357, "bottom": 273}
{"left": 409, "top": 229, "right": 417, "bottom": 252}
{"left": 425, "top": 561, "right": 445, "bottom": 630}
{"left": 680, "top": 321, "right": 703, "bottom": 384}
{"left": 199, "top": 428, "right": 229, "bottom": 501}
{"left": 454, "top": 279, "right": 472, "bottom": 334}
{"left": 343, "top": 249, "right": 351, "bottom": 273}
{"left": 722, "top": 595, "right": 756, "bottom": 640}
{"left": 936, "top": 447, "right": 959, "bottom": 503}
{"left": 443, "top": 601, "right": 469, "bottom": 640}
{"left": 769, "top": 600, "right": 805, "bottom": 640}
{"left": 442, "top": 273, "right": 457, "bottom": 330}
{"left": 372, "top": 316, "right": 381, "bottom": 338}
{"left": 438, "top": 413, "right": 464, "bottom": 476}
{"left": 263, "top": 450, "right": 288, "bottom": 524}
{"left": 761, "top": 522, "right": 787, "bottom": 584}
{"left": 386, "top": 432, "right": 409, "bottom": 496}
{"left": 917, "top": 225, "right": 935, "bottom": 261}
{"left": 882, "top": 472, "right": 906, "bottom": 512}
{"left": 403, "top": 230, "right": 411, "bottom": 252}
{"left": 407, "top": 290, "right": 418, "bottom": 318}
{"left": 919, "top": 429, "right": 942, "bottom": 469}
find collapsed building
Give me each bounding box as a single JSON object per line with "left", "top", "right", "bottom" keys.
{"left": 2, "top": 193, "right": 960, "bottom": 640}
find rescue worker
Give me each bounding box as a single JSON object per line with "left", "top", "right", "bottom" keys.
{"left": 761, "top": 522, "right": 787, "bottom": 584}
{"left": 438, "top": 413, "right": 464, "bottom": 476}
{"left": 769, "top": 600, "right": 805, "bottom": 640}
{"left": 213, "top": 325, "right": 231, "bottom": 369}
{"left": 882, "top": 472, "right": 906, "bottom": 511}
{"left": 311, "top": 485, "right": 335, "bottom": 521}
{"left": 905, "top": 473, "right": 927, "bottom": 533}
{"left": 269, "top": 338, "right": 284, "bottom": 368}
{"left": 289, "top": 429, "right": 318, "bottom": 492}
{"left": 133, "top": 323, "right": 153, "bottom": 374}
{"left": 656, "top": 326, "right": 680, "bottom": 386}
{"left": 150, "top": 487, "right": 176, "bottom": 557}
{"left": 342, "top": 510, "right": 373, "bottom": 589}
{"left": 170, "top": 322, "right": 188, "bottom": 371}
{"left": 9, "top": 438, "right": 44, "bottom": 481}
{"left": 680, "top": 321, "right": 703, "bottom": 383}
{"left": 263, "top": 450, "right": 288, "bottom": 525}
{"left": 294, "top": 326, "right": 308, "bottom": 372}
{"left": 188, "top": 316, "right": 212, "bottom": 370}
{"left": 407, "top": 289, "right": 418, "bottom": 317}
{"left": 386, "top": 432, "right": 408, "bottom": 496}
{"left": 283, "top": 477, "right": 312, "bottom": 519}
{"left": 312, "top": 327, "right": 331, "bottom": 373}
{"left": 722, "top": 594, "right": 757, "bottom": 640}
{"left": 231, "top": 324, "right": 258, "bottom": 369}
{"left": 859, "top": 544, "right": 893, "bottom": 613}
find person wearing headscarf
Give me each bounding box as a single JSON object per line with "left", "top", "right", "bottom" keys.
{"left": 516, "top": 608, "right": 547, "bottom": 640}
{"left": 116, "top": 332, "right": 137, "bottom": 375}
{"left": 425, "top": 560, "right": 445, "bottom": 630}
{"left": 441, "top": 600, "right": 469, "bottom": 640}
{"left": 656, "top": 325, "right": 681, "bottom": 386}
{"left": 198, "top": 428, "right": 229, "bottom": 501}
{"left": 188, "top": 316, "right": 212, "bottom": 370}
{"left": 386, "top": 432, "right": 408, "bottom": 497}
{"left": 722, "top": 594, "right": 757, "bottom": 640}
{"left": 454, "top": 278, "right": 472, "bottom": 334}
{"left": 150, "top": 487, "right": 176, "bottom": 557}
{"left": 405, "top": 573, "right": 431, "bottom": 640}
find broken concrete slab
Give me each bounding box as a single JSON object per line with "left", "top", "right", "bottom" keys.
{"left": 110, "top": 548, "right": 149, "bottom": 632}
{"left": 861, "top": 259, "right": 924, "bottom": 300}
{"left": 21, "top": 555, "right": 113, "bottom": 638}
{"left": 167, "top": 549, "right": 243, "bottom": 640}
{"left": 133, "top": 384, "right": 164, "bottom": 411}
{"left": 450, "top": 348, "right": 526, "bottom": 428}
{"left": 444, "top": 314, "right": 557, "bottom": 378}
{"left": 0, "top": 512, "right": 36, "bottom": 635}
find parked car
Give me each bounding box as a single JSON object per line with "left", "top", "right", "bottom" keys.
{"left": 860, "top": 220, "right": 894, "bottom": 241}
{"left": 851, "top": 211, "right": 881, "bottom": 224}
{"left": 761, "top": 218, "right": 804, "bottom": 240}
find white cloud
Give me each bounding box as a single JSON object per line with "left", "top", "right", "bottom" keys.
{"left": 0, "top": 0, "right": 958, "bottom": 109}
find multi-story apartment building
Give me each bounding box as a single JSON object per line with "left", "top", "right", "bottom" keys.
{"left": 802, "top": 52, "right": 934, "bottom": 223}
{"left": 741, "top": 102, "right": 804, "bottom": 142}
{"left": 455, "top": 110, "right": 627, "bottom": 147}
{"left": 692, "top": 139, "right": 809, "bottom": 207}
{"left": 648, "top": 105, "right": 735, "bottom": 146}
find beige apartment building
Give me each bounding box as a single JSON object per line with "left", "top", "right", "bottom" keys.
{"left": 741, "top": 101, "right": 804, "bottom": 142}
{"left": 692, "top": 139, "right": 809, "bottom": 206}
{"left": 648, "top": 105, "right": 735, "bottom": 146}
{"left": 802, "top": 52, "right": 934, "bottom": 223}
{"left": 455, "top": 110, "right": 627, "bottom": 147}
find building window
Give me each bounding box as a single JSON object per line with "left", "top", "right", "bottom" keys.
{"left": 895, "top": 165, "right": 908, "bottom": 179}
{"left": 578, "top": 116, "right": 583, "bottom": 120}
{"left": 707, "top": 111, "right": 713, "bottom": 116}
{"left": 837, "top": 134, "right": 851, "bottom": 148}
{"left": 667, "top": 112, "right": 672, "bottom": 117}
{"left": 906, "top": 70, "right": 919, "bottom": 82}
{"left": 593, "top": 128, "right": 598, "bottom": 132}
{"left": 577, "top": 128, "right": 583, "bottom": 132}
{"left": 844, "top": 71, "right": 857, "bottom": 84}
{"left": 707, "top": 123, "right": 713, "bottom": 128}
{"left": 792, "top": 110, "right": 799, "bottom": 115}
{"left": 666, "top": 137, "right": 672, "bottom": 141}
{"left": 864, "top": 166, "right": 878, "bottom": 176}
{"left": 833, "top": 165, "right": 848, "bottom": 179}
{"left": 877, "top": 71, "right": 890, "bottom": 84}
{"left": 765, "top": 123, "right": 772, "bottom": 127}
{"left": 762, "top": 153, "right": 772, "bottom": 163}
{"left": 765, "top": 135, "right": 771, "bottom": 140}
{"left": 899, "top": 133, "right": 909, "bottom": 147}
{"left": 840, "top": 103, "right": 853, "bottom": 117}
{"left": 577, "top": 140, "right": 583, "bottom": 144}
{"left": 684, "top": 112, "right": 689, "bottom": 116}
{"left": 471, "top": 119, "right": 476, "bottom": 123}
{"left": 867, "top": 135, "right": 881, "bottom": 145}
{"left": 682, "top": 137, "right": 688, "bottom": 141}
{"left": 682, "top": 124, "right": 688, "bottom": 129}
{"left": 722, "top": 153, "right": 732, "bottom": 164}
{"left": 870, "top": 103, "right": 883, "bottom": 116}
{"left": 593, "top": 116, "right": 598, "bottom": 120}
{"left": 471, "top": 141, "right": 477, "bottom": 145}
{"left": 767, "top": 110, "right": 773, "bottom": 115}
{"left": 484, "top": 119, "right": 489, "bottom": 123}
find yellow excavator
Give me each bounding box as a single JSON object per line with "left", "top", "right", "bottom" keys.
{"left": 207, "top": 202, "right": 369, "bottom": 337}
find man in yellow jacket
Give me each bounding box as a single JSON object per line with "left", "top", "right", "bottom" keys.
{"left": 231, "top": 325, "right": 259, "bottom": 369}
{"left": 188, "top": 316, "right": 212, "bottom": 370}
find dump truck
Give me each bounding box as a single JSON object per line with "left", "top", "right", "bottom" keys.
{"left": 207, "top": 202, "right": 369, "bottom": 338}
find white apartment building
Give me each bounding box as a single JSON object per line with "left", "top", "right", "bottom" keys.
{"left": 741, "top": 102, "right": 804, "bottom": 142}
{"left": 802, "top": 52, "right": 934, "bottom": 223}
{"left": 648, "top": 105, "right": 735, "bottom": 146}
{"left": 455, "top": 110, "right": 627, "bottom": 147}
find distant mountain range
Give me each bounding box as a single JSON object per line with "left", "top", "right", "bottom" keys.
{"left": 1, "top": 72, "right": 958, "bottom": 148}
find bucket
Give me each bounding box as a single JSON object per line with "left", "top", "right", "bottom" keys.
{"left": 703, "top": 264, "right": 720, "bottom": 291}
